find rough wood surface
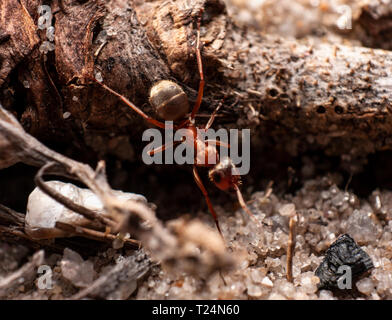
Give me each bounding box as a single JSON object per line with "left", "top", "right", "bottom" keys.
{"left": 1, "top": 0, "right": 392, "bottom": 161}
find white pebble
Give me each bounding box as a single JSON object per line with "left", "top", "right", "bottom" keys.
{"left": 155, "top": 282, "right": 169, "bottom": 295}
{"left": 261, "top": 276, "right": 274, "bottom": 288}
{"left": 269, "top": 292, "right": 286, "bottom": 300}
{"left": 250, "top": 268, "right": 264, "bottom": 283}
{"left": 278, "top": 281, "right": 295, "bottom": 299}
{"left": 279, "top": 203, "right": 296, "bottom": 217}
{"left": 319, "top": 290, "right": 335, "bottom": 300}
{"left": 25, "top": 181, "right": 147, "bottom": 239}
{"left": 61, "top": 248, "right": 96, "bottom": 288}
{"left": 247, "top": 284, "right": 262, "bottom": 298}
{"left": 23, "top": 81, "right": 30, "bottom": 88}
{"left": 356, "top": 278, "right": 374, "bottom": 295}
{"left": 63, "top": 112, "right": 71, "bottom": 119}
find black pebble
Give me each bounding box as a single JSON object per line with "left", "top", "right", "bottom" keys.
{"left": 315, "top": 234, "right": 374, "bottom": 290}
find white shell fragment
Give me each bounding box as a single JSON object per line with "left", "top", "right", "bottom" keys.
{"left": 25, "top": 181, "right": 147, "bottom": 240}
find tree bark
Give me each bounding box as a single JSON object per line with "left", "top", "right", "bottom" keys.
{"left": 1, "top": 0, "right": 392, "bottom": 162}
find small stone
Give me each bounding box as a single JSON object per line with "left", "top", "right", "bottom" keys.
{"left": 63, "top": 112, "right": 71, "bottom": 119}
{"left": 61, "top": 248, "right": 96, "bottom": 288}
{"left": 346, "top": 209, "right": 381, "bottom": 244}
{"left": 319, "top": 290, "right": 334, "bottom": 300}
{"left": 321, "top": 191, "right": 330, "bottom": 200}
{"left": 250, "top": 268, "right": 264, "bottom": 283}
{"left": 247, "top": 284, "right": 262, "bottom": 298}
{"left": 315, "top": 234, "right": 374, "bottom": 290}
{"left": 279, "top": 203, "right": 296, "bottom": 217}
{"left": 155, "top": 282, "right": 169, "bottom": 295}
{"left": 22, "top": 81, "right": 30, "bottom": 88}
{"left": 269, "top": 292, "right": 286, "bottom": 300}
{"left": 299, "top": 272, "right": 319, "bottom": 294}
{"left": 294, "top": 291, "right": 310, "bottom": 300}
{"left": 356, "top": 278, "right": 374, "bottom": 295}
{"left": 277, "top": 280, "right": 295, "bottom": 298}
{"left": 331, "top": 193, "right": 345, "bottom": 207}
{"left": 261, "top": 276, "right": 273, "bottom": 288}
{"left": 148, "top": 279, "right": 155, "bottom": 288}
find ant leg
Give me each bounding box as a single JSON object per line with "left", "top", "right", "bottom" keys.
{"left": 147, "top": 140, "right": 182, "bottom": 156}
{"left": 190, "top": 10, "right": 205, "bottom": 120}
{"left": 233, "top": 184, "right": 262, "bottom": 228}
{"left": 192, "top": 165, "right": 223, "bottom": 237}
{"left": 91, "top": 78, "right": 168, "bottom": 129}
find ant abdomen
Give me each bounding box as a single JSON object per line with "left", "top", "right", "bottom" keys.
{"left": 149, "top": 80, "right": 190, "bottom": 121}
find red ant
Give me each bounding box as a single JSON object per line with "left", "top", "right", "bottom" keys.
{"left": 90, "top": 11, "right": 258, "bottom": 237}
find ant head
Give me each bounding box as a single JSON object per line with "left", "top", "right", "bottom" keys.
{"left": 149, "top": 80, "right": 190, "bottom": 121}
{"left": 209, "top": 157, "right": 241, "bottom": 191}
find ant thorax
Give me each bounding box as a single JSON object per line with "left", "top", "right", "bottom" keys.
{"left": 180, "top": 127, "right": 219, "bottom": 167}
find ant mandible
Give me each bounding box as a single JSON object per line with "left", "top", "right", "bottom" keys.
{"left": 91, "top": 10, "right": 258, "bottom": 237}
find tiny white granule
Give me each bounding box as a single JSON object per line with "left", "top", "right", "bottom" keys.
{"left": 356, "top": 278, "right": 374, "bottom": 295}
{"left": 261, "top": 276, "right": 273, "bottom": 288}
{"left": 279, "top": 203, "right": 296, "bottom": 217}
{"left": 63, "top": 112, "right": 71, "bottom": 119}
